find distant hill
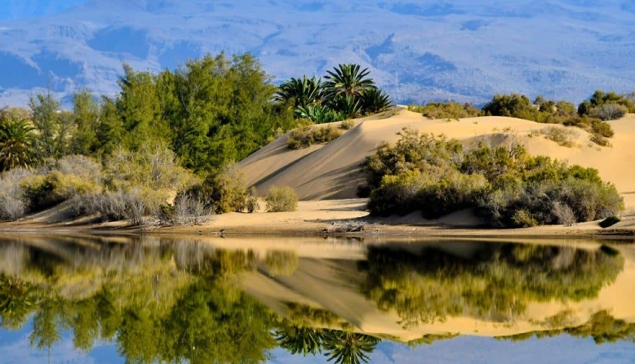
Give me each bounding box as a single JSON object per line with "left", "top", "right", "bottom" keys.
{"left": 0, "top": 0, "right": 634, "bottom": 106}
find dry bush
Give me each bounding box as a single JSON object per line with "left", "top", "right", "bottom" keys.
{"left": 287, "top": 125, "right": 342, "bottom": 149}
{"left": 265, "top": 186, "right": 299, "bottom": 212}
{"left": 159, "top": 193, "right": 214, "bottom": 226}
{"left": 340, "top": 119, "right": 355, "bottom": 130}
{"left": 590, "top": 134, "right": 612, "bottom": 147}
{"left": 540, "top": 126, "right": 578, "bottom": 147}
{"left": 0, "top": 168, "right": 32, "bottom": 221}
{"left": 73, "top": 188, "right": 166, "bottom": 225}
{"left": 590, "top": 104, "right": 628, "bottom": 121}
{"left": 552, "top": 202, "right": 577, "bottom": 226}
{"left": 55, "top": 155, "right": 102, "bottom": 184}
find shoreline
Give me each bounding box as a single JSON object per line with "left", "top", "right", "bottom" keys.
{"left": 1, "top": 198, "right": 633, "bottom": 241}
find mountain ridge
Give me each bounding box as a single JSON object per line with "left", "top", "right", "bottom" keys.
{"left": 1, "top": 0, "right": 634, "bottom": 107}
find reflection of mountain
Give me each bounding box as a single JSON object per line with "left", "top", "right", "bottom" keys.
{"left": 0, "top": 235, "right": 634, "bottom": 363}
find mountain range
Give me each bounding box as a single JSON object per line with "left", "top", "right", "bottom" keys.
{"left": 1, "top": 0, "right": 634, "bottom": 107}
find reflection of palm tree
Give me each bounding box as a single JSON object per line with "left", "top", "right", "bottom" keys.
{"left": 323, "top": 331, "right": 380, "bottom": 364}
{"left": 274, "top": 324, "right": 325, "bottom": 356}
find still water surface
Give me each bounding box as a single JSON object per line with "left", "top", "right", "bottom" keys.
{"left": 0, "top": 234, "right": 634, "bottom": 363}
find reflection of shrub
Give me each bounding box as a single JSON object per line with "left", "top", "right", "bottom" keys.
{"left": 599, "top": 216, "right": 620, "bottom": 228}
{"left": 361, "top": 244, "right": 624, "bottom": 328}
{"left": 500, "top": 310, "right": 635, "bottom": 344}
{"left": 265, "top": 186, "right": 299, "bottom": 212}
{"left": 285, "top": 302, "right": 340, "bottom": 327}
{"left": 265, "top": 251, "right": 299, "bottom": 276}
{"left": 287, "top": 126, "right": 342, "bottom": 150}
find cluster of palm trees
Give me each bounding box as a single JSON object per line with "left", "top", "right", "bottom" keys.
{"left": 274, "top": 323, "right": 380, "bottom": 364}
{"left": 275, "top": 64, "right": 393, "bottom": 123}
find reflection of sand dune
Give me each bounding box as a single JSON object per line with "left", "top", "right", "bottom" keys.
{"left": 241, "top": 241, "right": 635, "bottom": 342}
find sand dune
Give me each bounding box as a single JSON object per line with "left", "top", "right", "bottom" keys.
{"left": 239, "top": 109, "right": 635, "bottom": 211}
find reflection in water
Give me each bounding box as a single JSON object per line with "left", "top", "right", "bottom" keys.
{"left": 0, "top": 235, "right": 632, "bottom": 363}
{"left": 360, "top": 243, "right": 624, "bottom": 328}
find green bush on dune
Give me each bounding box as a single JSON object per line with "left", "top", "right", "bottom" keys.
{"left": 361, "top": 128, "right": 624, "bottom": 228}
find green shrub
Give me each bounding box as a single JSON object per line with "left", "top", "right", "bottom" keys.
{"left": 368, "top": 169, "right": 486, "bottom": 219}
{"left": 409, "top": 101, "right": 481, "bottom": 120}
{"left": 20, "top": 171, "right": 101, "bottom": 213}
{"left": 578, "top": 90, "right": 635, "bottom": 116}
{"left": 599, "top": 216, "right": 621, "bottom": 228}
{"left": 265, "top": 186, "right": 298, "bottom": 212}
{"left": 287, "top": 125, "right": 342, "bottom": 150}
{"left": 363, "top": 132, "right": 624, "bottom": 228}
{"left": 184, "top": 165, "right": 247, "bottom": 214}
{"left": 591, "top": 120, "right": 614, "bottom": 138}
{"left": 104, "top": 143, "right": 197, "bottom": 191}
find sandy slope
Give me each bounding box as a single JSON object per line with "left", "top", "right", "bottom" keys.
{"left": 238, "top": 110, "right": 635, "bottom": 210}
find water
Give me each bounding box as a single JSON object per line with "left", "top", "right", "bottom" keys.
{"left": 0, "top": 234, "right": 634, "bottom": 363}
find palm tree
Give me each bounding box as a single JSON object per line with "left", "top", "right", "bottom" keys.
{"left": 275, "top": 76, "right": 326, "bottom": 109}
{"left": 274, "top": 323, "right": 326, "bottom": 356}
{"left": 294, "top": 105, "right": 343, "bottom": 124}
{"left": 323, "top": 64, "right": 376, "bottom": 101}
{"left": 360, "top": 88, "right": 393, "bottom": 114}
{"left": 0, "top": 118, "right": 37, "bottom": 171}
{"left": 322, "top": 331, "right": 380, "bottom": 364}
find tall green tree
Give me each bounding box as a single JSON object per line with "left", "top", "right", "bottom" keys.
{"left": 29, "top": 92, "right": 71, "bottom": 159}
{"left": 96, "top": 97, "right": 125, "bottom": 156}
{"left": 160, "top": 53, "right": 296, "bottom": 172}
{"left": 69, "top": 90, "right": 100, "bottom": 156}
{"left": 116, "top": 64, "right": 169, "bottom": 150}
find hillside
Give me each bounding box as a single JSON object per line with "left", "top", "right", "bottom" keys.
{"left": 238, "top": 109, "right": 635, "bottom": 212}
{"left": 1, "top": 0, "right": 635, "bottom": 106}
